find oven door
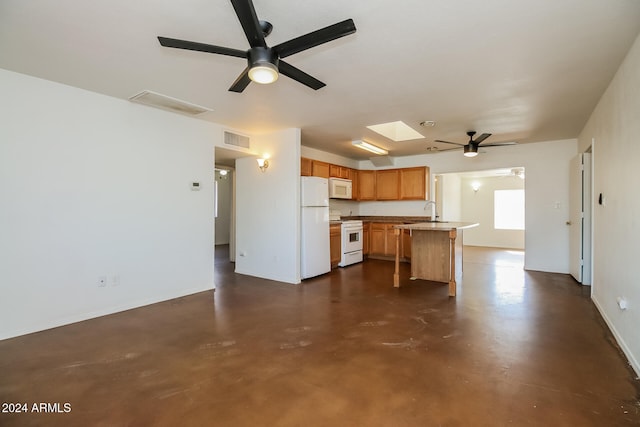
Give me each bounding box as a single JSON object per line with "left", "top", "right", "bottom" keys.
{"left": 342, "top": 226, "right": 363, "bottom": 253}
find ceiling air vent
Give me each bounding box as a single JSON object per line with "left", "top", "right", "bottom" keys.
{"left": 223, "top": 131, "right": 250, "bottom": 149}
{"left": 128, "top": 90, "right": 212, "bottom": 116}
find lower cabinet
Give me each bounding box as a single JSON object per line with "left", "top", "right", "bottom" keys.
{"left": 363, "top": 222, "right": 370, "bottom": 255}
{"left": 329, "top": 224, "right": 342, "bottom": 268}
{"left": 368, "top": 222, "right": 411, "bottom": 261}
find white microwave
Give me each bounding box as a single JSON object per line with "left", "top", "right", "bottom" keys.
{"left": 329, "top": 178, "right": 352, "bottom": 199}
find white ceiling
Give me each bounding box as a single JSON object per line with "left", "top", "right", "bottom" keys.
{"left": 2, "top": 0, "right": 639, "bottom": 160}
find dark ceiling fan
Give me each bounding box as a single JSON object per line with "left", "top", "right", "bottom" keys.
{"left": 435, "top": 131, "right": 517, "bottom": 157}
{"left": 157, "top": 0, "right": 356, "bottom": 93}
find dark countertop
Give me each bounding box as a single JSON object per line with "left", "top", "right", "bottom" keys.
{"left": 394, "top": 222, "right": 479, "bottom": 231}
{"left": 341, "top": 216, "right": 433, "bottom": 223}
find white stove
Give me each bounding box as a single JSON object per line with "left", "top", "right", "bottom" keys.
{"left": 339, "top": 220, "right": 364, "bottom": 267}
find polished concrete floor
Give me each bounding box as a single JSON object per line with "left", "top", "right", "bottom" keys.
{"left": 1, "top": 246, "right": 639, "bottom": 426}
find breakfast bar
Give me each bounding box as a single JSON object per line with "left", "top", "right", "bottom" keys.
{"left": 393, "top": 222, "right": 478, "bottom": 296}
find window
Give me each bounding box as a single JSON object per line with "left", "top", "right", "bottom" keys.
{"left": 494, "top": 189, "right": 524, "bottom": 230}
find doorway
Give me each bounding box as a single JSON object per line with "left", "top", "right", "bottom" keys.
{"left": 569, "top": 150, "right": 592, "bottom": 285}
{"left": 435, "top": 168, "right": 526, "bottom": 251}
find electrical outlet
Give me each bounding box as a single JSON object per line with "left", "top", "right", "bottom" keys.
{"left": 98, "top": 276, "right": 107, "bottom": 287}
{"left": 111, "top": 275, "right": 120, "bottom": 287}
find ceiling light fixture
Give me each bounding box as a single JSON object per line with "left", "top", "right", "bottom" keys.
{"left": 352, "top": 140, "right": 388, "bottom": 155}
{"left": 248, "top": 48, "right": 279, "bottom": 85}
{"left": 463, "top": 145, "right": 478, "bottom": 157}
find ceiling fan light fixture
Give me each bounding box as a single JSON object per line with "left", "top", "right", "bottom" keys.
{"left": 463, "top": 145, "right": 478, "bottom": 157}
{"left": 248, "top": 62, "right": 279, "bottom": 84}
{"left": 247, "top": 47, "right": 279, "bottom": 84}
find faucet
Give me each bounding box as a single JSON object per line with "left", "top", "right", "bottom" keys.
{"left": 423, "top": 200, "right": 439, "bottom": 220}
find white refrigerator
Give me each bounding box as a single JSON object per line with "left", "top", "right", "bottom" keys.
{"left": 301, "top": 176, "right": 331, "bottom": 279}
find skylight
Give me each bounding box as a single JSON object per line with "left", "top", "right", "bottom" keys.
{"left": 366, "top": 121, "right": 424, "bottom": 142}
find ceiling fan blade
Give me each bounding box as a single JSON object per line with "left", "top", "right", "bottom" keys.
{"left": 278, "top": 61, "right": 326, "bottom": 90}
{"left": 273, "top": 19, "right": 356, "bottom": 59}
{"left": 474, "top": 133, "right": 492, "bottom": 144}
{"left": 435, "top": 140, "right": 465, "bottom": 146}
{"left": 427, "top": 146, "right": 461, "bottom": 153}
{"left": 229, "top": 67, "right": 251, "bottom": 92}
{"left": 230, "top": 0, "right": 267, "bottom": 48}
{"left": 158, "top": 37, "right": 247, "bottom": 58}
{"left": 478, "top": 142, "right": 517, "bottom": 147}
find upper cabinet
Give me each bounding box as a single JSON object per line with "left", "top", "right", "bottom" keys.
{"left": 329, "top": 164, "right": 351, "bottom": 179}
{"left": 301, "top": 157, "right": 312, "bottom": 176}
{"left": 375, "top": 169, "right": 400, "bottom": 200}
{"left": 400, "top": 167, "right": 429, "bottom": 200}
{"left": 300, "top": 158, "right": 429, "bottom": 201}
{"left": 357, "top": 170, "right": 376, "bottom": 200}
{"left": 311, "top": 160, "right": 330, "bottom": 178}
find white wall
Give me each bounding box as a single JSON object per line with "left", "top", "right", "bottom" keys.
{"left": 0, "top": 69, "right": 218, "bottom": 340}
{"left": 376, "top": 140, "right": 577, "bottom": 273}
{"left": 460, "top": 175, "right": 525, "bottom": 249}
{"left": 440, "top": 174, "right": 462, "bottom": 221}
{"left": 235, "top": 128, "right": 301, "bottom": 284}
{"left": 578, "top": 33, "right": 640, "bottom": 376}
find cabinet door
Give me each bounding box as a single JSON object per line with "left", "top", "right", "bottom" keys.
{"left": 301, "top": 157, "right": 312, "bottom": 176}
{"left": 369, "top": 223, "right": 386, "bottom": 256}
{"left": 384, "top": 224, "right": 398, "bottom": 256}
{"left": 312, "top": 161, "right": 330, "bottom": 178}
{"left": 350, "top": 169, "right": 358, "bottom": 200}
{"left": 363, "top": 222, "right": 370, "bottom": 255}
{"left": 329, "top": 225, "right": 342, "bottom": 267}
{"left": 357, "top": 170, "right": 376, "bottom": 200}
{"left": 376, "top": 169, "right": 400, "bottom": 200}
{"left": 329, "top": 164, "right": 341, "bottom": 178}
{"left": 400, "top": 167, "right": 428, "bottom": 200}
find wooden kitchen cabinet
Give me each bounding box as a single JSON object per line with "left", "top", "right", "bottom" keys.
{"left": 330, "top": 224, "right": 342, "bottom": 268}
{"left": 329, "top": 164, "right": 351, "bottom": 179}
{"left": 368, "top": 222, "right": 412, "bottom": 260}
{"left": 351, "top": 169, "right": 358, "bottom": 200}
{"left": 400, "top": 166, "right": 429, "bottom": 200}
{"left": 363, "top": 222, "right": 370, "bottom": 255}
{"left": 301, "top": 159, "right": 429, "bottom": 202}
{"left": 384, "top": 223, "right": 398, "bottom": 257}
{"left": 369, "top": 223, "right": 386, "bottom": 256}
{"left": 312, "top": 160, "right": 330, "bottom": 178}
{"left": 376, "top": 169, "right": 400, "bottom": 200}
{"left": 357, "top": 170, "right": 376, "bottom": 200}
{"left": 301, "top": 157, "right": 312, "bottom": 176}
{"left": 369, "top": 222, "right": 398, "bottom": 257}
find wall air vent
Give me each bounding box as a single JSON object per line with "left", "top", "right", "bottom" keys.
{"left": 128, "top": 90, "right": 212, "bottom": 116}
{"left": 223, "top": 131, "right": 250, "bottom": 149}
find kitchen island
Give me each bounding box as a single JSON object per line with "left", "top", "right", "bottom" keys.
{"left": 393, "top": 222, "right": 478, "bottom": 296}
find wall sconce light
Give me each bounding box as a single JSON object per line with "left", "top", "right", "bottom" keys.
{"left": 351, "top": 140, "right": 388, "bottom": 155}
{"left": 471, "top": 182, "right": 481, "bottom": 192}
{"left": 257, "top": 157, "right": 269, "bottom": 172}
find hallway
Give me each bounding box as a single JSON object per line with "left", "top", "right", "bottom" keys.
{"left": 1, "top": 247, "right": 638, "bottom": 426}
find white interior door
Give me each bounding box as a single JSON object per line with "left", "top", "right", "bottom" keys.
{"left": 569, "top": 153, "right": 592, "bottom": 284}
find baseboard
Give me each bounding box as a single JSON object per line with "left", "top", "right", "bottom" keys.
{"left": 592, "top": 295, "right": 640, "bottom": 378}
{"left": 0, "top": 285, "right": 214, "bottom": 341}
